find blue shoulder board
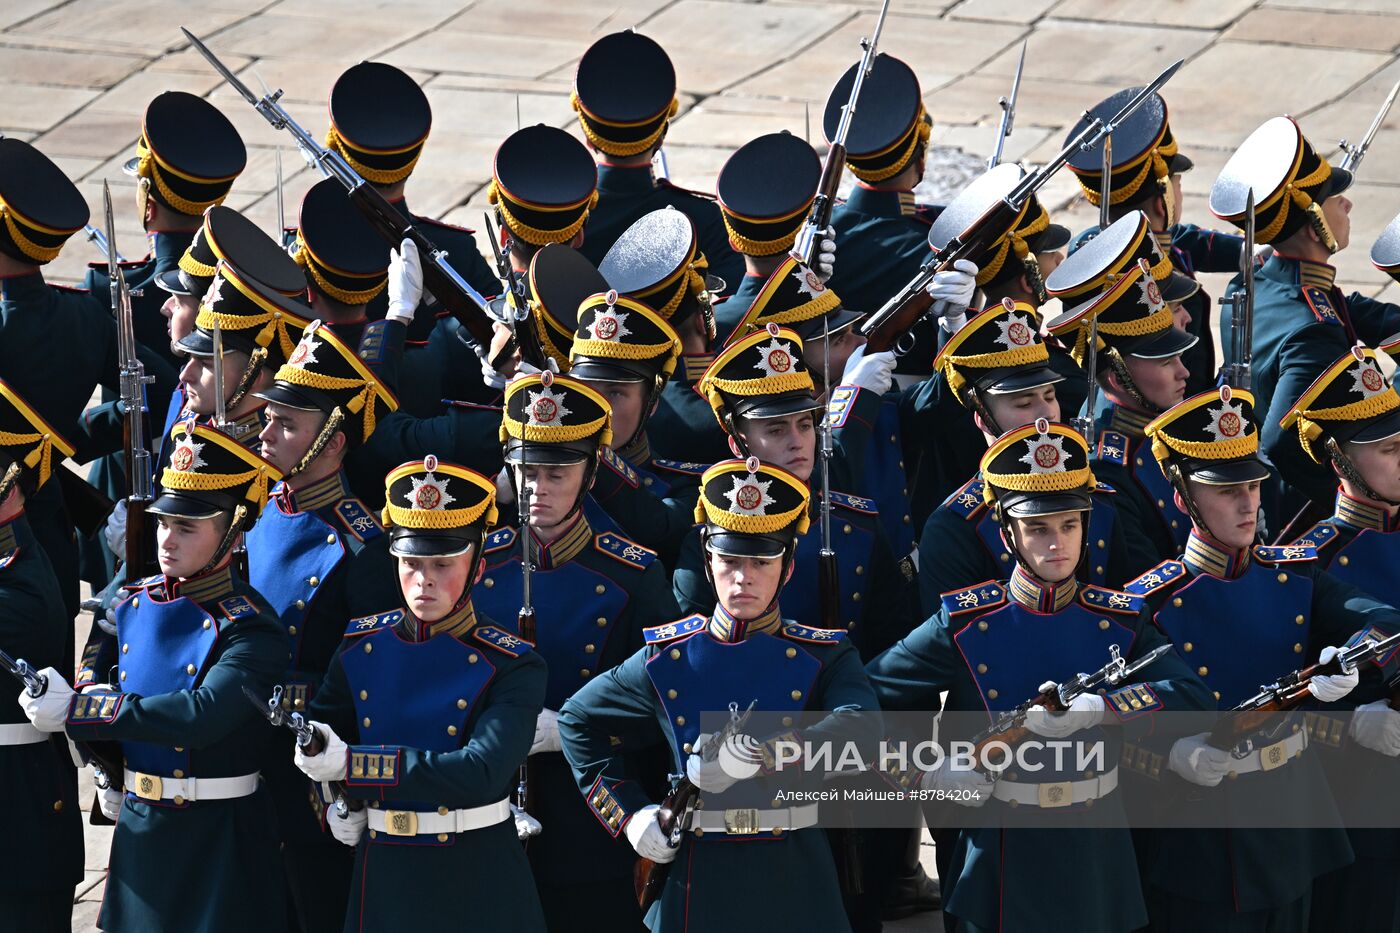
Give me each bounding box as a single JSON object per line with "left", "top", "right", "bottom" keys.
{"left": 1092, "top": 481, "right": 1115, "bottom": 494}
{"left": 831, "top": 490, "right": 877, "bottom": 514}
{"left": 1253, "top": 543, "right": 1317, "bottom": 564}
{"left": 0, "top": 547, "right": 16, "bottom": 570}
{"left": 1301, "top": 286, "right": 1342, "bottom": 326}
{"left": 473, "top": 624, "right": 533, "bottom": 657}
{"left": 826, "top": 386, "right": 857, "bottom": 428}
{"left": 345, "top": 609, "right": 404, "bottom": 636}
{"left": 594, "top": 532, "right": 656, "bottom": 570}
{"left": 1124, "top": 560, "right": 1185, "bottom": 596}
{"left": 652, "top": 458, "right": 707, "bottom": 475}
{"left": 128, "top": 573, "right": 163, "bottom": 591}
{"left": 484, "top": 527, "right": 517, "bottom": 554}
{"left": 1079, "top": 585, "right": 1143, "bottom": 615}
{"left": 1291, "top": 522, "right": 1338, "bottom": 549}
{"left": 334, "top": 498, "right": 383, "bottom": 542}
{"left": 1095, "top": 431, "right": 1129, "bottom": 467}
{"left": 782, "top": 623, "right": 846, "bottom": 645}
{"left": 644, "top": 615, "right": 706, "bottom": 644}
{"left": 218, "top": 595, "right": 258, "bottom": 623}
{"left": 357, "top": 319, "right": 390, "bottom": 365}
{"left": 943, "top": 478, "right": 986, "bottom": 521}
{"left": 942, "top": 581, "right": 1006, "bottom": 616}
{"left": 600, "top": 447, "right": 638, "bottom": 486}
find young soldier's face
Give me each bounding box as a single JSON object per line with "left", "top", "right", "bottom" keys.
{"left": 1186, "top": 479, "right": 1261, "bottom": 550}
{"left": 156, "top": 514, "right": 226, "bottom": 579}
{"left": 591, "top": 380, "right": 649, "bottom": 447}
{"left": 1036, "top": 250, "right": 1065, "bottom": 282}
{"left": 1321, "top": 195, "right": 1352, "bottom": 252}
{"left": 1008, "top": 512, "right": 1083, "bottom": 584}
{"left": 161, "top": 293, "right": 200, "bottom": 350}
{"left": 981, "top": 385, "right": 1060, "bottom": 436}
{"left": 398, "top": 552, "right": 476, "bottom": 623}
{"left": 1122, "top": 353, "right": 1190, "bottom": 411}
{"left": 1344, "top": 436, "right": 1400, "bottom": 504}
{"left": 517, "top": 462, "right": 588, "bottom": 530}
{"left": 708, "top": 552, "right": 784, "bottom": 620}
{"left": 179, "top": 351, "right": 251, "bottom": 417}
{"left": 259, "top": 403, "right": 323, "bottom": 474}
{"left": 734, "top": 412, "right": 816, "bottom": 482}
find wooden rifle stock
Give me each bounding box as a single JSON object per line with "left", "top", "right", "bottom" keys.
{"left": 818, "top": 550, "right": 841, "bottom": 631}
{"left": 794, "top": 143, "right": 846, "bottom": 267}
{"left": 634, "top": 778, "right": 699, "bottom": 911}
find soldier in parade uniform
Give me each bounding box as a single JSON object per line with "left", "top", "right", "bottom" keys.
{"left": 247, "top": 319, "right": 401, "bottom": 932}
{"left": 676, "top": 325, "right": 917, "bottom": 660}
{"left": 1278, "top": 346, "right": 1400, "bottom": 932}
{"left": 1122, "top": 386, "right": 1400, "bottom": 932}
{"left": 293, "top": 458, "right": 547, "bottom": 932}
{"left": 867, "top": 420, "right": 1213, "bottom": 933}
{"left": 0, "top": 380, "right": 82, "bottom": 933}
{"left": 558, "top": 457, "right": 880, "bottom": 933}
{"left": 599, "top": 207, "right": 732, "bottom": 465}
{"left": 320, "top": 61, "right": 502, "bottom": 415}
{"left": 712, "top": 132, "right": 833, "bottom": 343}
{"left": 1046, "top": 210, "right": 1201, "bottom": 571}
{"left": 822, "top": 51, "right": 946, "bottom": 384}
{"left": 1065, "top": 87, "right": 1244, "bottom": 396}
{"left": 0, "top": 137, "right": 177, "bottom": 631}
{"left": 915, "top": 299, "right": 1134, "bottom": 614}
{"left": 1210, "top": 116, "right": 1400, "bottom": 528}
{"left": 18, "top": 421, "right": 289, "bottom": 933}
{"left": 898, "top": 162, "right": 1071, "bottom": 526}
{"left": 564, "top": 287, "right": 700, "bottom": 564}
{"left": 573, "top": 31, "right": 742, "bottom": 292}
{"left": 476, "top": 370, "right": 679, "bottom": 930}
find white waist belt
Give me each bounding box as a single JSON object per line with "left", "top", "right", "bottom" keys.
{"left": 368, "top": 798, "right": 511, "bottom": 837}
{"left": 993, "top": 766, "right": 1119, "bottom": 808}
{"left": 124, "top": 768, "right": 260, "bottom": 802}
{"left": 688, "top": 802, "right": 820, "bottom": 835}
{"left": 1227, "top": 728, "right": 1307, "bottom": 776}
{"left": 0, "top": 722, "right": 46, "bottom": 745}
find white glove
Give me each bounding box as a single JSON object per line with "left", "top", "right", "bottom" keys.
{"left": 479, "top": 357, "right": 509, "bottom": 391}
{"left": 328, "top": 805, "right": 368, "bottom": 847}
{"left": 1168, "top": 732, "right": 1233, "bottom": 787}
{"left": 685, "top": 750, "right": 738, "bottom": 794}
{"left": 293, "top": 721, "right": 349, "bottom": 783}
{"left": 1349, "top": 700, "right": 1400, "bottom": 756}
{"left": 511, "top": 802, "right": 543, "bottom": 840}
{"left": 494, "top": 467, "right": 515, "bottom": 508}
{"left": 1024, "top": 684, "right": 1105, "bottom": 739}
{"left": 387, "top": 238, "right": 423, "bottom": 324}
{"left": 1308, "top": 646, "right": 1359, "bottom": 703}
{"left": 18, "top": 667, "right": 73, "bottom": 733}
{"left": 531, "top": 708, "right": 561, "bottom": 755}
{"left": 839, "top": 345, "right": 896, "bottom": 396}
{"left": 816, "top": 225, "right": 837, "bottom": 283}
{"left": 98, "top": 785, "right": 123, "bottom": 821}
{"left": 920, "top": 757, "right": 994, "bottom": 807}
{"left": 516, "top": 356, "right": 560, "bottom": 377}
{"left": 624, "top": 803, "right": 677, "bottom": 863}
{"left": 1252, "top": 242, "right": 1274, "bottom": 265}
{"left": 103, "top": 500, "right": 128, "bottom": 555}
{"left": 925, "top": 259, "right": 978, "bottom": 329}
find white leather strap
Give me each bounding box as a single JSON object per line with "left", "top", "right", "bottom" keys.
{"left": 0, "top": 722, "right": 45, "bottom": 745}
{"left": 688, "top": 802, "right": 819, "bottom": 834}
{"left": 124, "top": 769, "right": 260, "bottom": 802}
{"left": 1226, "top": 728, "right": 1307, "bottom": 776}
{"left": 992, "top": 765, "right": 1119, "bottom": 808}
{"left": 367, "top": 798, "right": 511, "bottom": 836}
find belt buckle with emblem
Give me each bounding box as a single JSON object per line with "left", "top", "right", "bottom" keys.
{"left": 133, "top": 772, "right": 163, "bottom": 801}
{"left": 723, "top": 808, "right": 760, "bottom": 835}
{"left": 1258, "top": 738, "right": 1291, "bottom": 772}
{"left": 385, "top": 809, "right": 418, "bottom": 836}
{"left": 1037, "top": 781, "right": 1072, "bottom": 808}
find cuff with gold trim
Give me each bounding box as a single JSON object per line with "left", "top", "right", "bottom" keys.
{"left": 1120, "top": 742, "right": 1166, "bottom": 781}
{"left": 66, "top": 691, "right": 122, "bottom": 727}
{"left": 585, "top": 776, "right": 646, "bottom": 838}
{"left": 347, "top": 746, "right": 401, "bottom": 787}
{"left": 1104, "top": 683, "right": 1161, "bottom": 722}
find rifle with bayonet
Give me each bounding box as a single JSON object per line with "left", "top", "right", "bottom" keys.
{"left": 104, "top": 182, "right": 157, "bottom": 581}
{"left": 84, "top": 224, "right": 125, "bottom": 262}
{"left": 516, "top": 440, "right": 539, "bottom": 841}
{"left": 1219, "top": 190, "right": 1255, "bottom": 390}
{"left": 1, "top": 647, "right": 125, "bottom": 792}
{"left": 1207, "top": 630, "right": 1400, "bottom": 752}
{"left": 635, "top": 700, "right": 757, "bottom": 911}
{"left": 859, "top": 59, "right": 1185, "bottom": 354}
{"left": 971, "top": 644, "right": 1171, "bottom": 769}
{"left": 987, "top": 40, "right": 1026, "bottom": 170}
{"left": 243, "top": 685, "right": 359, "bottom": 818}
{"left": 1338, "top": 78, "right": 1400, "bottom": 174}
{"left": 791, "top": 0, "right": 891, "bottom": 267}
{"left": 1072, "top": 133, "right": 1114, "bottom": 446}
{"left": 484, "top": 213, "right": 550, "bottom": 372}
{"left": 181, "top": 26, "right": 509, "bottom": 368}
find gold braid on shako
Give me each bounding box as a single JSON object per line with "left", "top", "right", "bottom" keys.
{"left": 694, "top": 456, "right": 811, "bottom": 537}
{"left": 980, "top": 419, "right": 1097, "bottom": 506}
{"left": 0, "top": 378, "right": 75, "bottom": 500}
{"left": 382, "top": 455, "right": 499, "bottom": 531}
